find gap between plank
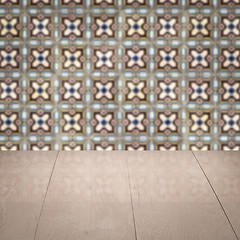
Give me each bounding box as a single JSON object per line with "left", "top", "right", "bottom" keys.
{"left": 125, "top": 155, "right": 138, "bottom": 240}
{"left": 191, "top": 151, "right": 239, "bottom": 240}
{"left": 33, "top": 150, "right": 60, "bottom": 240}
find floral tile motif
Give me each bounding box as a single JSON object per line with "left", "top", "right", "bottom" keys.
{"left": 0, "top": 0, "right": 240, "bottom": 150}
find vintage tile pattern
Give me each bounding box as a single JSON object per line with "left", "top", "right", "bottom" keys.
{"left": 0, "top": 0, "right": 240, "bottom": 150}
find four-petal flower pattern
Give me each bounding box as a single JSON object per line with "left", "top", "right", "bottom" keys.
{"left": 126, "top": 48, "right": 147, "bottom": 69}
{"left": 126, "top": 17, "right": 147, "bottom": 37}
{"left": 0, "top": 17, "right": 19, "bottom": 37}
{"left": 62, "top": 18, "right": 83, "bottom": 37}
{"left": 63, "top": 49, "right": 83, "bottom": 69}
{"left": 0, "top": 49, "right": 19, "bottom": 68}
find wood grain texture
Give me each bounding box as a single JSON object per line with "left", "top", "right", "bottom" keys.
{"left": 194, "top": 151, "right": 240, "bottom": 239}
{"left": 127, "top": 151, "right": 237, "bottom": 240}
{"left": 35, "top": 151, "right": 135, "bottom": 240}
{"left": 0, "top": 151, "right": 58, "bottom": 240}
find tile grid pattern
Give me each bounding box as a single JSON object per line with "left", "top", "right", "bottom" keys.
{"left": 0, "top": 0, "right": 240, "bottom": 150}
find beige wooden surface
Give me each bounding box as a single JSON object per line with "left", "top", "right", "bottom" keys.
{"left": 0, "top": 151, "right": 58, "bottom": 240}
{"left": 0, "top": 151, "right": 239, "bottom": 240}
{"left": 126, "top": 151, "right": 237, "bottom": 240}
{"left": 34, "top": 151, "right": 136, "bottom": 240}
{"left": 194, "top": 151, "right": 240, "bottom": 239}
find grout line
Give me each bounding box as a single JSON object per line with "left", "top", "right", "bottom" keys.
{"left": 191, "top": 151, "right": 239, "bottom": 240}
{"left": 125, "top": 154, "right": 138, "bottom": 240}
{"left": 33, "top": 151, "right": 60, "bottom": 240}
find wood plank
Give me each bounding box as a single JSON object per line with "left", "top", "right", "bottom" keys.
{"left": 127, "top": 151, "right": 237, "bottom": 240}
{"left": 0, "top": 151, "right": 58, "bottom": 240}
{"left": 194, "top": 151, "right": 240, "bottom": 239}
{"left": 35, "top": 151, "right": 135, "bottom": 240}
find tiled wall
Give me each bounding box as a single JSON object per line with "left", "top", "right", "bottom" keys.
{"left": 0, "top": 0, "right": 240, "bottom": 150}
